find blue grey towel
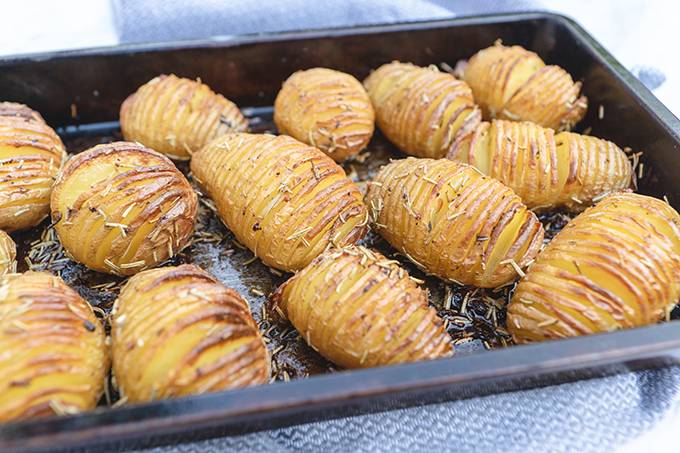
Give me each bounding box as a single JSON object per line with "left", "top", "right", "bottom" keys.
{"left": 112, "top": 0, "right": 540, "bottom": 43}
{"left": 136, "top": 367, "right": 680, "bottom": 452}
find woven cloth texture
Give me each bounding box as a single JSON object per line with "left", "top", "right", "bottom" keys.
{"left": 135, "top": 367, "right": 680, "bottom": 452}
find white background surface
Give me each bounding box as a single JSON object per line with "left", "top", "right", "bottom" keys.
{"left": 0, "top": 0, "right": 117, "bottom": 56}
{"left": 1, "top": 1, "right": 678, "bottom": 451}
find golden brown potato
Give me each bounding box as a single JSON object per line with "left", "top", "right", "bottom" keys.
{"left": 274, "top": 68, "right": 375, "bottom": 162}
{"left": 464, "top": 43, "right": 587, "bottom": 130}
{"left": 0, "top": 272, "right": 108, "bottom": 422}
{"left": 0, "top": 229, "right": 15, "bottom": 275}
{"left": 51, "top": 142, "right": 197, "bottom": 276}
{"left": 365, "top": 158, "right": 544, "bottom": 288}
{"left": 0, "top": 102, "right": 66, "bottom": 231}
{"left": 273, "top": 245, "right": 452, "bottom": 368}
{"left": 508, "top": 193, "right": 680, "bottom": 343}
{"left": 191, "top": 133, "right": 368, "bottom": 272}
{"left": 447, "top": 120, "right": 633, "bottom": 210}
{"left": 111, "top": 264, "right": 269, "bottom": 402}
{"left": 120, "top": 74, "right": 248, "bottom": 160}
{"left": 363, "top": 62, "right": 481, "bottom": 158}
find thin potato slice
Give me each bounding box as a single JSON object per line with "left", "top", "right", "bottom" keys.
{"left": 190, "top": 133, "right": 368, "bottom": 272}
{"left": 365, "top": 158, "right": 544, "bottom": 288}
{"left": 508, "top": 193, "right": 680, "bottom": 343}
{"left": 120, "top": 74, "right": 248, "bottom": 160}
{"left": 464, "top": 43, "right": 587, "bottom": 130}
{"left": 0, "top": 272, "right": 108, "bottom": 422}
{"left": 448, "top": 120, "right": 632, "bottom": 210}
{"left": 363, "top": 62, "right": 481, "bottom": 158}
{"left": 273, "top": 245, "right": 452, "bottom": 368}
{"left": 111, "top": 264, "right": 269, "bottom": 403}
{"left": 0, "top": 229, "right": 15, "bottom": 275}
{"left": 0, "top": 102, "right": 66, "bottom": 231}
{"left": 274, "top": 68, "right": 375, "bottom": 162}
{"left": 51, "top": 142, "right": 198, "bottom": 275}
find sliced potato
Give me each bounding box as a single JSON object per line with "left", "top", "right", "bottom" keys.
{"left": 508, "top": 193, "right": 680, "bottom": 343}
{"left": 111, "top": 264, "right": 269, "bottom": 402}
{"left": 0, "top": 272, "right": 108, "bottom": 422}
{"left": 0, "top": 229, "right": 15, "bottom": 275}
{"left": 448, "top": 120, "right": 632, "bottom": 210}
{"left": 365, "top": 157, "right": 544, "bottom": 288}
{"left": 190, "top": 133, "right": 368, "bottom": 272}
{"left": 464, "top": 43, "right": 587, "bottom": 130}
{"left": 0, "top": 102, "right": 66, "bottom": 231}
{"left": 120, "top": 74, "right": 248, "bottom": 160}
{"left": 363, "top": 62, "right": 480, "bottom": 158}
{"left": 274, "top": 68, "right": 374, "bottom": 162}
{"left": 273, "top": 245, "right": 452, "bottom": 368}
{"left": 51, "top": 142, "right": 198, "bottom": 275}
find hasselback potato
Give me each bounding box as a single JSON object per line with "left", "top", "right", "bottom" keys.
{"left": 365, "top": 158, "right": 544, "bottom": 288}
{"left": 120, "top": 74, "right": 248, "bottom": 160}
{"left": 111, "top": 264, "right": 269, "bottom": 402}
{"left": 363, "top": 62, "right": 481, "bottom": 158}
{"left": 0, "top": 272, "right": 108, "bottom": 422}
{"left": 447, "top": 119, "right": 633, "bottom": 210}
{"left": 274, "top": 68, "right": 375, "bottom": 162}
{"left": 463, "top": 43, "right": 587, "bottom": 130}
{"left": 51, "top": 142, "right": 198, "bottom": 276}
{"left": 191, "top": 133, "right": 368, "bottom": 272}
{"left": 0, "top": 102, "right": 66, "bottom": 231}
{"left": 273, "top": 245, "right": 452, "bottom": 368}
{"left": 508, "top": 193, "right": 680, "bottom": 343}
{"left": 0, "top": 229, "right": 15, "bottom": 275}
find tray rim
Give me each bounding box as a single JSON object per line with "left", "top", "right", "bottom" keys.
{"left": 1, "top": 11, "right": 582, "bottom": 62}
{"left": 2, "top": 10, "right": 680, "bottom": 452}
{"left": 2, "top": 11, "right": 679, "bottom": 152}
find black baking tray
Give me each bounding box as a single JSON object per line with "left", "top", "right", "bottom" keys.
{"left": 2, "top": 11, "right": 680, "bottom": 452}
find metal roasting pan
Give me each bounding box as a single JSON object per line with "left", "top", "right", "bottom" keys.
{"left": 1, "top": 11, "right": 680, "bottom": 452}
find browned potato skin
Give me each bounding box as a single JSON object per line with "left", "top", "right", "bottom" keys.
{"left": 0, "top": 102, "right": 66, "bottom": 231}
{"left": 447, "top": 120, "right": 633, "bottom": 211}
{"left": 365, "top": 158, "right": 544, "bottom": 288}
{"left": 464, "top": 43, "right": 587, "bottom": 130}
{"left": 112, "top": 265, "right": 269, "bottom": 403}
{"left": 51, "top": 142, "right": 198, "bottom": 276}
{"left": 191, "top": 133, "right": 368, "bottom": 272}
{"left": 0, "top": 272, "right": 108, "bottom": 422}
{"left": 274, "top": 68, "right": 375, "bottom": 162}
{"left": 0, "top": 229, "right": 15, "bottom": 275}
{"left": 363, "top": 62, "right": 481, "bottom": 158}
{"left": 273, "top": 246, "right": 452, "bottom": 368}
{"left": 508, "top": 193, "right": 680, "bottom": 343}
{"left": 120, "top": 74, "right": 248, "bottom": 160}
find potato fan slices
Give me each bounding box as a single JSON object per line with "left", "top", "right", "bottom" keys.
{"left": 51, "top": 141, "right": 198, "bottom": 276}
{"left": 273, "top": 245, "right": 452, "bottom": 368}
{"left": 111, "top": 264, "right": 269, "bottom": 402}
{"left": 191, "top": 133, "right": 368, "bottom": 272}
{"left": 0, "top": 229, "right": 15, "bottom": 275}
{"left": 0, "top": 102, "right": 66, "bottom": 231}
{"left": 364, "top": 62, "right": 481, "bottom": 158}
{"left": 464, "top": 43, "right": 587, "bottom": 130}
{"left": 508, "top": 193, "right": 680, "bottom": 342}
{"left": 120, "top": 74, "right": 248, "bottom": 160}
{"left": 0, "top": 272, "right": 108, "bottom": 422}
{"left": 274, "top": 67, "right": 375, "bottom": 162}
{"left": 365, "top": 158, "right": 544, "bottom": 288}
{"left": 447, "top": 120, "right": 632, "bottom": 210}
